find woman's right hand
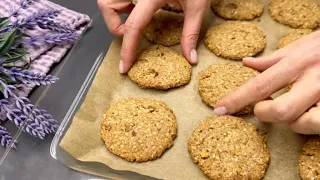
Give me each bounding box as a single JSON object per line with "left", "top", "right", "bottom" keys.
{"left": 214, "top": 30, "right": 320, "bottom": 134}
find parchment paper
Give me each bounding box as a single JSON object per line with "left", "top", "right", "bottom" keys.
{"left": 59, "top": 1, "right": 316, "bottom": 179}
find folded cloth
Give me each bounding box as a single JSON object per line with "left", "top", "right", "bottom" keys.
{"left": 0, "top": 0, "right": 91, "bottom": 121}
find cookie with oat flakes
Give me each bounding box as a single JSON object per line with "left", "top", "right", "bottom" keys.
{"left": 188, "top": 115, "right": 270, "bottom": 180}
{"left": 128, "top": 45, "right": 192, "bottom": 90}
{"left": 277, "top": 29, "right": 313, "bottom": 49}
{"left": 269, "top": 0, "right": 320, "bottom": 29}
{"left": 143, "top": 10, "right": 184, "bottom": 46}
{"left": 299, "top": 136, "right": 320, "bottom": 180}
{"left": 211, "top": 0, "right": 264, "bottom": 20}
{"left": 198, "top": 63, "right": 259, "bottom": 115}
{"left": 101, "top": 98, "right": 177, "bottom": 162}
{"left": 204, "top": 21, "right": 266, "bottom": 60}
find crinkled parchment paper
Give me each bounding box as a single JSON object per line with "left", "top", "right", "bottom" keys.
{"left": 59, "top": 1, "right": 318, "bottom": 179}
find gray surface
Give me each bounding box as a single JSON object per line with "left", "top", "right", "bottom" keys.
{"left": 0, "top": 1, "right": 116, "bottom": 179}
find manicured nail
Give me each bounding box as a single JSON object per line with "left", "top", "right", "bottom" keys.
{"left": 190, "top": 49, "right": 198, "bottom": 64}
{"left": 243, "top": 57, "right": 255, "bottom": 61}
{"left": 213, "top": 106, "right": 227, "bottom": 115}
{"left": 119, "top": 60, "right": 125, "bottom": 74}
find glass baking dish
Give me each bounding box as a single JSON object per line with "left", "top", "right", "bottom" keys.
{"left": 0, "top": 13, "right": 119, "bottom": 178}
{"left": 0, "top": 12, "right": 154, "bottom": 179}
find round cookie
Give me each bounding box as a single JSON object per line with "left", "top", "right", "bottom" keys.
{"left": 211, "top": 0, "right": 264, "bottom": 20}
{"left": 128, "top": 45, "right": 192, "bottom": 90}
{"left": 198, "top": 63, "right": 259, "bottom": 115}
{"left": 269, "top": 0, "right": 320, "bottom": 29}
{"left": 101, "top": 98, "right": 177, "bottom": 162}
{"left": 204, "top": 21, "right": 266, "bottom": 60}
{"left": 299, "top": 137, "right": 320, "bottom": 180}
{"left": 143, "top": 10, "right": 184, "bottom": 46}
{"left": 188, "top": 115, "right": 270, "bottom": 180}
{"left": 277, "top": 29, "right": 313, "bottom": 49}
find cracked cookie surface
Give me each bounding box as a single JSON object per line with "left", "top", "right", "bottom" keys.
{"left": 188, "top": 115, "right": 270, "bottom": 180}
{"left": 211, "top": 0, "right": 264, "bottom": 20}
{"left": 277, "top": 29, "right": 313, "bottom": 49}
{"left": 128, "top": 45, "right": 192, "bottom": 90}
{"left": 269, "top": 0, "right": 320, "bottom": 29}
{"left": 204, "top": 21, "right": 266, "bottom": 60}
{"left": 198, "top": 63, "right": 259, "bottom": 115}
{"left": 101, "top": 98, "right": 177, "bottom": 162}
{"left": 143, "top": 10, "right": 184, "bottom": 46}
{"left": 299, "top": 137, "right": 320, "bottom": 180}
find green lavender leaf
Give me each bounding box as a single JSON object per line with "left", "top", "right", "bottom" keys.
{"left": 0, "top": 28, "right": 17, "bottom": 56}
{"left": 0, "top": 17, "right": 10, "bottom": 30}
{"left": 3, "top": 54, "right": 25, "bottom": 63}
{"left": 1, "top": 48, "right": 27, "bottom": 63}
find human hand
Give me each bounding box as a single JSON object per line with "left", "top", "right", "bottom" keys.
{"left": 97, "top": 0, "right": 208, "bottom": 73}
{"left": 213, "top": 30, "right": 320, "bottom": 135}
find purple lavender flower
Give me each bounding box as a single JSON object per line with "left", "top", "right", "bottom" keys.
{"left": 43, "top": 33, "right": 79, "bottom": 45}
{"left": 0, "top": 125, "right": 16, "bottom": 148}
{"left": 0, "top": 79, "right": 58, "bottom": 139}
{"left": 10, "top": 0, "right": 38, "bottom": 17}
{"left": 12, "top": 10, "right": 75, "bottom": 33}
{"left": 7, "top": 67, "right": 58, "bottom": 85}
{"left": 0, "top": 98, "right": 46, "bottom": 139}
{"left": 22, "top": 33, "right": 79, "bottom": 47}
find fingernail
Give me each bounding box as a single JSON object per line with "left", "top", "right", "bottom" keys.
{"left": 213, "top": 106, "right": 227, "bottom": 115}
{"left": 119, "top": 60, "right": 125, "bottom": 74}
{"left": 243, "top": 57, "right": 255, "bottom": 61}
{"left": 190, "top": 49, "right": 198, "bottom": 64}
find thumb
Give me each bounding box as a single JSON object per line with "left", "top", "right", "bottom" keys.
{"left": 180, "top": 0, "right": 207, "bottom": 64}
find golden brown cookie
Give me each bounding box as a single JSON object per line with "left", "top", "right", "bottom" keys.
{"left": 198, "top": 63, "right": 259, "bottom": 115}
{"left": 211, "top": 0, "right": 264, "bottom": 20}
{"left": 143, "top": 10, "right": 184, "bottom": 46}
{"left": 278, "top": 29, "right": 313, "bottom": 49}
{"left": 204, "top": 21, "right": 266, "bottom": 60}
{"left": 299, "top": 137, "right": 320, "bottom": 180}
{"left": 188, "top": 115, "right": 270, "bottom": 180}
{"left": 128, "top": 45, "right": 192, "bottom": 90}
{"left": 101, "top": 98, "right": 177, "bottom": 162}
{"left": 269, "top": 0, "right": 320, "bottom": 29}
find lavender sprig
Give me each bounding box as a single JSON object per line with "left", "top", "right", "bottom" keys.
{"left": 0, "top": 80, "right": 58, "bottom": 139}
{"left": 10, "top": 0, "right": 38, "bottom": 17}
{"left": 0, "top": 94, "right": 46, "bottom": 139}
{"left": 0, "top": 125, "right": 16, "bottom": 148}
{"left": 13, "top": 10, "right": 60, "bottom": 30}
{"left": 36, "top": 19, "right": 74, "bottom": 33}
{"left": 7, "top": 67, "right": 58, "bottom": 85}
{"left": 23, "top": 33, "right": 79, "bottom": 47}
{"left": 11, "top": 10, "right": 75, "bottom": 33}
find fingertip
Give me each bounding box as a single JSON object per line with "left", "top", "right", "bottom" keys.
{"left": 189, "top": 49, "right": 198, "bottom": 64}
{"left": 119, "top": 60, "right": 126, "bottom": 74}
{"left": 213, "top": 106, "right": 227, "bottom": 115}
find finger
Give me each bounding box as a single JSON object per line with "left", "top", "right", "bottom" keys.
{"left": 214, "top": 56, "right": 299, "bottom": 115}
{"left": 98, "top": 0, "right": 134, "bottom": 36}
{"left": 254, "top": 79, "right": 320, "bottom": 123}
{"left": 120, "top": 0, "right": 164, "bottom": 73}
{"left": 180, "top": 0, "right": 207, "bottom": 64}
{"left": 243, "top": 30, "right": 320, "bottom": 72}
{"left": 242, "top": 46, "right": 291, "bottom": 72}
{"left": 289, "top": 106, "right": 320, "bottom": 134}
